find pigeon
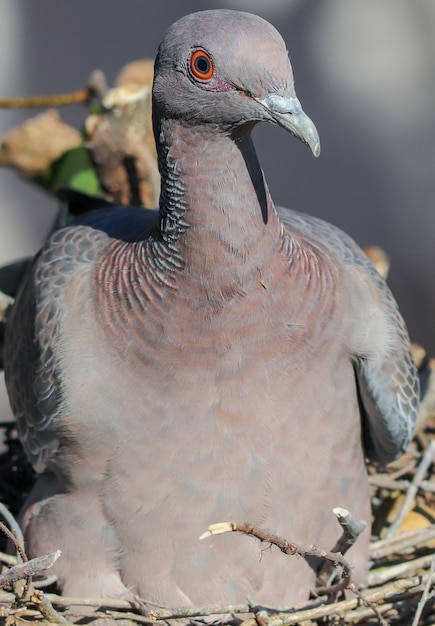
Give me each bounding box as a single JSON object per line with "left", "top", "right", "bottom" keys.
{"left": 4, "top": 9, "right": 418, "bottom": 611}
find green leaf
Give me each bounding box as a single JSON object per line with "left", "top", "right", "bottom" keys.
{"left": 39, "top": 144, "right": 103, "bottom": 196}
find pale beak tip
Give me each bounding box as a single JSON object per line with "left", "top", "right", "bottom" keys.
{"left": 311, "top": 141, "right": 321, "bottom": 158}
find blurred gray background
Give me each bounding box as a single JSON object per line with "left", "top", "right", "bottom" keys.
{"left": 1, "top": 0, "right": 435, "bottom": 419}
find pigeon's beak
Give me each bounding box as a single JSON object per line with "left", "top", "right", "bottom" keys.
{"left": 256, "top": 94, "right": 320, "bottom": 157}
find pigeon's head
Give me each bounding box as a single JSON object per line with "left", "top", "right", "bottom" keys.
{"left": 153, "top": 9, "right": 320, "bottom": 156}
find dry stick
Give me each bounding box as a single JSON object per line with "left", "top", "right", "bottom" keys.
{"left": 257, "top": 577, "right": 422, "bottom": 626}
{"left": 92, "top": 609, "right": 163, "bottom": 625}
{"left": 0, "top": 551, "right": 60, "bottom": 589}
{"left": 317, "top": 507, "right": 367, "bottom": 588}
{"left": 342, "top": 595, "right": 419, "bottom": 624}
{"left": 146, "top": 602, "right": 251, "bottom": 621}
{"left": 0, "top": 516, "right": 66, "bottom": 625}
{"left": 369, "top": 553, "right": 435, "bottom": 587}
{"left": 0, "top": 71, "right": 107, "bottom": 110}
{"left": 369, "top": 475, "right": 410, "bottom": 491}
{"left": 369, "top": 475, "right": 435, "bottom": 493}
{"left": 201, "top": 521, "right": 353, "bottom": 596}
{"left": 370, "top": 524, "right": 435, "bottom": 560}
{"left": 45, "top": 594, "right": 252, "bottom": 621}
{"left": 0, "top": 552, "right": 16, "bottom": 567}
{"left": 201, "top": 522, "right": 395, "bottom": 625}
{"left": 419, "top": 479, "right": 435, "bottom": 493}
{"left": 0, "top": 514, "right": 31, "bottom": 603}
{"left": 0, "top": 89, "right": 91, "bottom": 109}
{"left": 0, "top": 502, "right": 24, "bottom": 551}
{"left": 388, "top": 457, "right": 419, "bottom": 481}
{"left": 31, "top": 589, "right": 71, "bottom": 625}
{"left": 32, "top": 573, "right": 59, "bottom": 589}
{"left": 386, "top": 440, "right": 435, "bottom": 538}
{"left": 0, "top": 520, "right": 33, "bottom": 609}
{"left": 411, "top": 552, "right": 435, "bottom": 626}
{"left": 0, "top": 520, "right": 26, "bottom": 566}
{"left": 331, "top": 508, "right": 368, "bottom": 557}
{"left": 351, "top": 588, "right": 390, "bottom": 626}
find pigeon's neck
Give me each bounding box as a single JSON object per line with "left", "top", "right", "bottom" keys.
{"left": 154, "top": 118, "right": 283, "bottom": 287}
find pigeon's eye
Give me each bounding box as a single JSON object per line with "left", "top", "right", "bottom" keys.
{"left": 190, "top": 49, "right": 214, "bottom": 80}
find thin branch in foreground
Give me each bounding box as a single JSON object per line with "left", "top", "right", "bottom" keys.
{"left": 0, "top": 90, "right": 91, "bottom": 109}
{"left": 0, "top": 516, "right": 32, "bottom": 607}
{"left": 332, "top": 507, "right": 368, "bottom": 554}
{"left": 31, "top": 588, "right": 71, "bottom": 625}
{"left": 200, "top": 521, "right": 353, "bottom": 596}
{"left": 0, "top": 551, "right": 61, "bottom": 589}
{"left": 0, "top": 506, "right": 64, "bottom": 625}
{"left": 0, "top": 520, "right": 26, "bottom": 565}
{"left": 352, "top": 587, "right": 390, "bottom": 626}
{"left": 317, "top": 507, "right": 367, "bottom": 588}
{"left": 0, "top": 502, "right": 24, "bottom": 550}
{"left": 250, "top": 577, "right": 422, "bottom": 626}
{"left": 0, "top": 71, "right": 107, "bottom": 111}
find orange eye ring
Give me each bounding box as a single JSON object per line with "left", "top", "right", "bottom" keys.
{"left": 190, "top": 49, "right": 214, "bottom": 81}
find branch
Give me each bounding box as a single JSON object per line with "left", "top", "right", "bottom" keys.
{"left": 0, "top": 90, "right": 91, "bottom": 109}
{"left": 316, "top": 507, "right": 367, "bottom": 588}
{"left": 200, "top": 521, "right": 353, "bottom": 595}
{"left": 0, "top": 551, "right": 61, "bottom": 589}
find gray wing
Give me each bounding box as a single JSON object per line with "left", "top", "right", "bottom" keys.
{"left": 277, "top": 205, "right": 419, "bottom": 465}
{"left": 4, "top": 226, "right": 108, "bottom": 473}
{"left": 4, "top": 205, "right": 158, "bottom": 474}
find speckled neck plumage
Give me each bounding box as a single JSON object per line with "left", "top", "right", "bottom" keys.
{"left": 152, "top": 119, "right": 284, "bottom": 289}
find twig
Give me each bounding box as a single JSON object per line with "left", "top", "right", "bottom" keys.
{"left": 145, "top": 602, "right": 252, "bottom": 620}
{"left": 370, "top": 474, "right": 435, "bottom": 493}
{"left": 0, "top": 502, "right": 24, "bottom": 550}
{"left": 420, "top": 479, "right": 435, "bottom": 493}
{"left": 0, "top": 89, "right": 91, "bottom": 109}
{"left": 411, "top": 552, "right": 435, "bottom": 626}
{"left": 0, "top": 551, "right": 17, "bottom": 566}
{"left": 0, "top": 520, "right": 26, "bottom": 564}
{"left": 0, "top": 551, "right": 61, "bottom": 588}
{"left": 92, "top": 609, "right": 163, "bottom": 624}
{"left": 388, "top": 458, "right": 419, "bottom": 481}
{"left": 44, "top": 593, "right": 136, "bottom": 610}
{"left": 369, "top": 474, "right": 410, "bottom": 491}
{"left": 31, "top": 588, "right": 71, "bottom": 625}
{"left": 238, "top": 578, "right": 422, "bottom": 626}
{"left": 201, "top": 521, "right": 353, "bottom": 595}
{"left": 0, "top": 72, "right": 106, "bottom": 111}
{"left": 386, "top": 440, "right": 435, "bottom": 537}
{"left": 254, "top": 609, "right": 271, "bottom": 626}
{"left": 369, "top": 553, "right": 435, "bottom": 586}
{"left": 33, "top": 573, "right": 59, "bottom": 588}
{"left": 370, "top": 525, "right": 435, "bottom": 559}
{"left": 317, "top": 508, "right": 367, "bottom": 587}
{"left": 45, "top": 595, "right": 252, "bottom": 620}
{"left": 352, "top": 587, "right": 390, "bottom": 626}
{"left": 331, "top": 508, "right": 368, "bottom": 556}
